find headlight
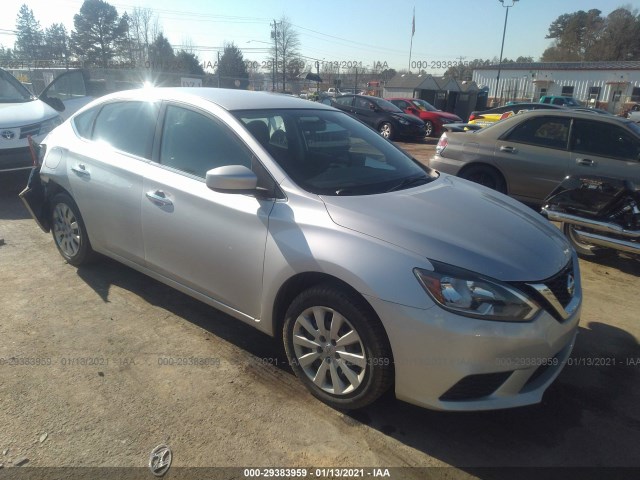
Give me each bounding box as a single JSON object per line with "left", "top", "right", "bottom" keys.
{"left": 39, "top": 115, "right": 64, "bottom": 135}
{"left": 397, "top": 118, "right": 410, "bottom": 125}
{"left": 414, "top": 261, "right": 540, "bottom": 321}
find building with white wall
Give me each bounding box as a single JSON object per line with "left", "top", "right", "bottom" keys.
{"left": 472, "top": 61, "right": 640, "bottom": 113}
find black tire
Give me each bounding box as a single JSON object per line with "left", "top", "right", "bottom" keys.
{"left": 424, "top": 120, "right": 434, "bottom": 137}
{"left": 378, "top": 122, "right": 394, "bottom": 140}
{"left": 283, "top": 283, "right": 393, "bottom": 410}
{"left": 562, "top": 223, "right": 613, "bottom": 258}
{"left": 50, "top": 193, "right": 95, "bottom": 266}
{"left": 459, "top": 165, "right": 507, "bottom": 194}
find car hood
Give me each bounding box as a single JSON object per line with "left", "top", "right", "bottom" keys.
{"left": 321, "top": 175, "right": 571, "bottom": 282}
{"left": 432, "top": 111, "right": 462, "bottom": 121}
{"left": 0, "top": 99, "right": 58, "bottom": 128}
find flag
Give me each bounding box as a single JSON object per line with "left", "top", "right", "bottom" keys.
{"left": 412, "top": 7, "right": 415, "bottom": 37}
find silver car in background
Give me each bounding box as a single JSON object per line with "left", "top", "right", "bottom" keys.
{"left": 430, "top": 109, "right": 640, "bottom": 206}
{"left": 22, "top": 88, "right": 581, "bottom": 411}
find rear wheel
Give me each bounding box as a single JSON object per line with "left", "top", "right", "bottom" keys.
{"left": 378, "top": 122, "right": 394, "bottom": 140}
{"left": 283, "top": 284, "right": 393, "bottom": 410}
{"left": 459, "top": 165, "right": 507, "bottom": 194}
{"left": 50, "top": 193, "right": 95, "bottom": 266}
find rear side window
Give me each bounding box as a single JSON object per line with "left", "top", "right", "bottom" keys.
{"left": 334, "top": 96, "right": 353, "bottom": 107}
{"left": 572, "top": 119, "right": 640, "bottom": 161}
{"left": 504, "top": 116, "right": 570, "bottom": 149}
{"left": 93, "top": 101, "right": 159, "bottom": 159}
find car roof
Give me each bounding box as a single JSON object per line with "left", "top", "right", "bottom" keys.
{"left": 96, "top": 87, "right": 334, "bottom": 111}
{"left": 477, "top": 102, "right": 564, "bottom": 114}
{"left": 480, "top": 108, "right": 636, "bottom": 131}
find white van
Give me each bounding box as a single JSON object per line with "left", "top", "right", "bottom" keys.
{"left": 0, "top": 68, "right": 95, "bottom": 172}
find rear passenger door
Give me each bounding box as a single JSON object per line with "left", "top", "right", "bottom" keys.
{"left": 66, "top": 100, "right": 159, "bottom": 262}
{"left": 569, "top": 118, "right": 640, "bottom": 183}
{"left": 494, "top": 115, "right": 571, "bottom": 203}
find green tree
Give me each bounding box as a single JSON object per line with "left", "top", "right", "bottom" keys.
{"left": 71, "top": 0, "right": 126, "bottom": 67}
{"left": 43, "top": 23, "right": 69, "bottom": 64}
{"left": 541, "top": 9, "right": 607, "bottom": 61}
{"left": 148, "top": 32, "right": 175, "bottom": 69}
{"left": 217, "top": 42, "right": 249, "bottom": 89}
{"left": 444, "top": 59, "right": 490, "bottom": 80}
{"left": 15, "top": 4, "right": 43, "bottom": 61}
{"left": 176, "top": 50, "right": 204, "bottom": 75}
{"left": 589, "top": 8, "right": 640, "bottom": 61}
{"left": 0, "top": 45, "right": 14, "bottom": 63}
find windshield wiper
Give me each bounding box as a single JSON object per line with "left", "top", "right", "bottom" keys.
{"left": 386, "top": 174, "right": 430, "bottom": 192}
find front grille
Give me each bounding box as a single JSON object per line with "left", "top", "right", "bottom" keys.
{"left": 544, "top": 263, "right": 574, "bottom": 308}
{"left": 440, "top": 371, "right": 513, "bottom": 401}
{"left": 514, "top": 260, "right": 577, "bottom": 322}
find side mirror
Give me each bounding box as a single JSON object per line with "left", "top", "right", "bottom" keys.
{"left": 205, "top": 165, "right": 258, "bottom": 192}
{"left": 41, "top": 96, "right": 65, "bottom": 112}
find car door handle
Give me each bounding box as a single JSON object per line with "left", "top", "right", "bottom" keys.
{"left": 500, "top": 146, "right": 517, "bottom": 153}
{"left": 576, "top": 158, "right": 596, "bottom": 166}
{"left": 71, "top": 164, "right": 90, "bottom": 177}
{"left": 146, "top": 190, "right": 173, "bottom": 206}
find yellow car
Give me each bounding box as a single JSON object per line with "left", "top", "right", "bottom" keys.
{"left": 468, "top": 103, "right": 563, "bottom": 127}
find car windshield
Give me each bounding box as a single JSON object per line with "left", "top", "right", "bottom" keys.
{"left": 0, "top": 69, "right": 33, "bottom": 103}
{"left": 626, "top": 121, "right": 640, "bottom": 137}
{"left": 235, "top": 109, "right": 436, "bottom": 196}
{"left": 411, "top": 99, "right": 438, "bottom": 112}
{"left": 373, "top": 98, "right": 404, "bottom": 113}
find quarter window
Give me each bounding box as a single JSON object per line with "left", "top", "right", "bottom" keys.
{"left": 92, "top": 101, "right": 158, "bottom": 159}
{"left": 504, "top": 117, "right": 570, "bottom": 149}
{"left": 159, "top": 105, "right": 252, "bottom": 177}
{"left": 72, "top": 106, "right": 99, "bottom": 139}
{"left": 572, "top": 119, "right": 640, "bottom": 161}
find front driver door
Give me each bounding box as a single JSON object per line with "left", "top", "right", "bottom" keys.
{"left": 142, "top": 104, "right": 275, "bottom": 319}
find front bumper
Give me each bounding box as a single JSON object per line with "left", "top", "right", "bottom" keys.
{"left": 367, "top": 289, "right": 580, "bottom": 411}
{"left": 0, "top": 147, "right": 33, "bottom": 172}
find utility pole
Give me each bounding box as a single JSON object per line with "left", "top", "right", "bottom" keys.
{"left": 217, "top": 50, "right": 220, "bottom": 88}
{"left": 496, "top": 0, "right": 519, "bottom": 106}
{"left": 271, "top": 19, "right": 278, "bottom": 92}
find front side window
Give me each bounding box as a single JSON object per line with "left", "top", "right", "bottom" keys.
{"left": 93, "top": 101, "right": 159, "bottom": 159}
{"left": 159, "top": 105, "right": 252, "bottom": 178}
{"left": 235, "top": 109, "right": 435, "bottom": 196}
{"left": 572, "top": 119, "right": 640, "bottom": 161}
{"left": 355, "top": 97, "right": 374, "bottom": 110}
{"left": 504, "top": 116, "right": 570, "bottom": 149}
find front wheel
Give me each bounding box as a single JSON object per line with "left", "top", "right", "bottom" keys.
{"left": 50, "top": 193, "right": 95, "bottom": 266}
{"left": 378, "top": 122, "right": 394, "bottom": 140}
{"left": 283, "top": 284, "right": 393, "bottom": 410}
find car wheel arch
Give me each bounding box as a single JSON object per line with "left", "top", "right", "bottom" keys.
{"left": 457, "top": 162, "right": 508, "bottom": 194}
{"left": 271, "top": 272, "right": 393, "bottom": 359}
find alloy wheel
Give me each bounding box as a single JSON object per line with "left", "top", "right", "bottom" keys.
{"left": 52, "top": 203, "right": 81, "bottom": 258}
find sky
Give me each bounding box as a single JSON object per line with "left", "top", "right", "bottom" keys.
{"left": 1, "top": 0, "right": 639, "bottom": 74}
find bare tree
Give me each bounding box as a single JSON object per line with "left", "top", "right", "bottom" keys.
{"left": 128, "top": 6, "right": 156, "bottom": 64}
{"left": 271, "top": 16, "right": 300, "bottom": 92}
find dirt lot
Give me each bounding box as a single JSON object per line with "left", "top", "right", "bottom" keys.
{"left": 1, "top": 157, "right": 640, "bottom": 479}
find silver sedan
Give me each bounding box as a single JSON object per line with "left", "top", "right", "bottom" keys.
{"left": 22, "top": 88, "right": 581, "bottom": 411}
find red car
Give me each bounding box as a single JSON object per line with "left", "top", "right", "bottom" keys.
{"left": 386, "top": 98, "right": 462, "bottom": 137}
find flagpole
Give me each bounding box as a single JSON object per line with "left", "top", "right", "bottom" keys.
{"left": 409, "top": 7, "right": 415, "bottom": 72}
